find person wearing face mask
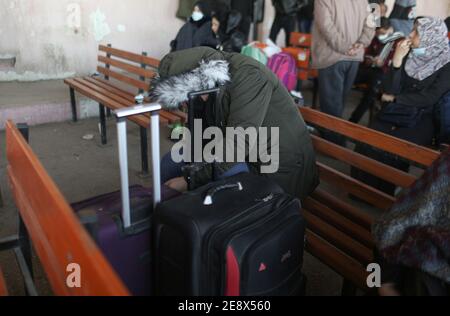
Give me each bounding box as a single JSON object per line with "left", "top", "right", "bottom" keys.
{"left": 171, "top": 1, "right": 221, "bottom": 52}
{"left": 350, "top": 17, "right": 401, "bottom": 123}
{"left": 352, "top": 17, "right": 450, "bottom": 197}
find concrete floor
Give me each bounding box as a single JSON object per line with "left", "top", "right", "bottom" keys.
{"left": 0, "top": 80, "right": 373, "bottom": 296}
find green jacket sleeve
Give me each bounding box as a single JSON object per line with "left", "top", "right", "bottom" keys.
{"left": 188, "top": 67, "right": 274, "bottom": 187}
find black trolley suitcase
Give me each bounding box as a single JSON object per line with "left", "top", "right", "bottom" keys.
{"left": 153, "top": 173, "right": 306, "bottom": 296}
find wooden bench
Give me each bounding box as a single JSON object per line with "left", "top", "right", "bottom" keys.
{"left": 299, "top": 107, "right": 441, "bottom": 295}
{"left": 64, "top": 44, "right": 186, "bottom": 175}
{"left": 0, "top": 268, "right": 7, "bottom": 296}
{"left": 0, "top": 121, "right": 130, "bottom": 296}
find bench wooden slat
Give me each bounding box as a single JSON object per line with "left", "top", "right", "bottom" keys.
{"left": 155, "top": 109, "right": 183, "bottom": 124}
{"left": 6, "top": 121, "right": 130, "bottom": 296}
{"left": 0, "top": 268, "right": 7, "bottom": 296}
{"left": 97, "top": 66, "right": 149, "bottom": 91}
{"left": 99, "top": 45, "right": 160, "bottom": 68}
{"left": 312, "top": 188, "right": 375, "bottom": 230}
{"left": 78, "top": 78, "right": 177, "bottom": 124}
{"left": 304, "top": 197, "right": 375, "bottom": 249}
{"left": 303, "top": 210, "right": 373, "bottom": 264}
{"left": 88, "top": 77, "right": 137, "bottom": 100}
{"left": 98, "top": 56, "right": 156, "bottom": 79}
{"left": 74, "top": 78, "right": 133, "bottom": 106}
{"left": 172, "top": 110, "right": 187, "bottom": 121}
{"left": 300, "top": 107, "right": 440, "bottom": 167}
{"left": 64, "top": 79, "right": 153, "bottom": 127}
{"left": 318, "top": 162, "right": 396, "bottom": 211}
{"left": 305, "top": 231, "right": 369, "bottom": 290}
{"left": 311, "top": 135, "right": 417, "bottom": 188}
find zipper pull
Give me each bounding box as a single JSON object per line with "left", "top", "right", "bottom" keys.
{"left": 261, "top": 194, "right": 274, "bottom": 203}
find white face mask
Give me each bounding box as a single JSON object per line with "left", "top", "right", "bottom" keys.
{"left": 412, "top": 47, "right": 427, "bottom": 57}
{"left": 192, "top": 11, "right": 204, "bottom": 22}
{"left": 377, "top": 34, "right": 390, "bottom": 42}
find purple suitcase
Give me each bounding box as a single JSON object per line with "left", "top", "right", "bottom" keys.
{"left": 72, "top": 103, "right": 176, "bottom": 296}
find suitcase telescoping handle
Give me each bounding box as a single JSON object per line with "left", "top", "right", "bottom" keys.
{"left": 203, "top": 182, "right": 243, "bottom": 206}
{"left": 114, "top": 103, "right": 162, "bottom": 229}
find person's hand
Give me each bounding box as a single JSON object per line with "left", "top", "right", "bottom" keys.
{"left": 382, "top": 94, "right": 396, "bottom": 103}
{"left": 165, "top": 177, "right": 188, "bottom": 192}
{"left": 364, "top": 56, "right": 374, "bottom": 66}
{"left": 374, "top": 57, "right": 384, "bottom": 68}
{"left": 393, "top": 39, "right": 412, "bottom": 68}
{"left": 347, "top": 43, "right": 364, "bottom": 56}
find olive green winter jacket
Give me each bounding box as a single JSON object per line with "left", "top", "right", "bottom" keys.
{"left": 152, "top": 47, "right": 319, "bottom": 201}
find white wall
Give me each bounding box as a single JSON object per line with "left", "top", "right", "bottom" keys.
{"left": 0, "top": 0, "right": 184, "bottom": 80}
{"left": 0, "top": 0, "right": 448, "bottom": 80}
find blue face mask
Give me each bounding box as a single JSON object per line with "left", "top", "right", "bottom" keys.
{"left": 412, "top": 47, "right": 427, "bottom": 57}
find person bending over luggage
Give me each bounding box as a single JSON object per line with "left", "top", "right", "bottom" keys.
{"left": 171, "top": 1, "right": 221, "bottom": 52}
{"left": 352, "top": 17, "right": 450, "bottom": 196}
{"left": 150, "top": 47, "right": 319, "bottom": 202}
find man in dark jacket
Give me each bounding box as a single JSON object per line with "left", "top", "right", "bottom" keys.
{"left": 150, "top": 47, "right": 319, "bottom": 201}
{"left": 270, "top": 0, "right": 302, "bottom": 46}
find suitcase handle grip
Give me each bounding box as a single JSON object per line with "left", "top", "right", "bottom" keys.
{"left": 203, "top": 182, "right": 243, "bottom": 206}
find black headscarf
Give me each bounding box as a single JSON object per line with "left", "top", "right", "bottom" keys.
{"left": 190, "top": 1, "right": 212, "bottom": 26}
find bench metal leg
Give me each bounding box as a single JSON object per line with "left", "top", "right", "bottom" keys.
{"left": 106, "top": 108, "right": 112, "bottom": 118}
{"left": 16, "top": 124, "right": 34, "bottom": 284}
{"left": 341, "top": 279, "right": 358, "bottom": 296}
{"left": 69, "top": 87, "right": 78, "bottom": 122}
{"left": 140, "top": 127, "right": 149, "bottom": 175}
{"left": 15, "top": 247, "right": 38, "bottom": 296}
{"left": 99, "top": 104, "right": 107, "bottom": 145}
{"left": 18, "top": 216, "right": 36, "bottom": 296}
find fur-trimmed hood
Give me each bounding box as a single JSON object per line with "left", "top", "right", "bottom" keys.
{"left": 150, "top": 59, "right": 230, "bottom": 109}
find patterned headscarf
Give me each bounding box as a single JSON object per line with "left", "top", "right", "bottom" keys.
{"left": 405, "top": 17, "right": 450, "bottom": 81}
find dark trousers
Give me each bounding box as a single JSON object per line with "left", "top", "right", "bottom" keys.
{"left": 318, "top": 61, "right": 360, "bottom": 145}
{"left": 239, "top": 16, "right": 252, "bottom": 41}
{"left": 270, "top": 14, "right": 296, "bottom": 47}
{"left": 161, "top": 152, "right": 250, "bottom": 185}
{"left": 352, "top": 113, "right": 435, "bottom": 196}
{"left": 350, "top": 68, "right": 385, "bottom": 124}
{"left": 297, "top": 17, "right": 312, "bottom": 33}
